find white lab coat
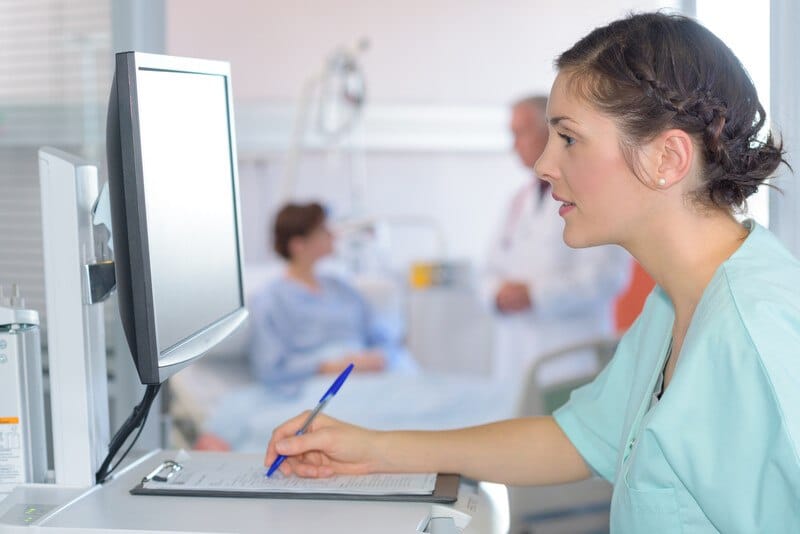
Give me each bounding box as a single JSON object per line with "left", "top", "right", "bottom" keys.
{"left": 482, "top": 180, "right": 631, "bottom": 384}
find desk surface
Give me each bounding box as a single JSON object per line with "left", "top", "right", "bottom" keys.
{"left": 0, "top": 450, "right": 508, "bottom": 533}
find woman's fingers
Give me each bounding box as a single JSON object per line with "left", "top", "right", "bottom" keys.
{"left": 275, "top": 427, "right": 334, "bottom": 457}
{"left": 264, "top": 410, "right": 316, "bottom": 466}
{"left": 265, "top": 413, "right": 375, "bottom": 479}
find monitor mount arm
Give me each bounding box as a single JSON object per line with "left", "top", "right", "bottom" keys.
{"left": 84, "top": 182, "right": 116, "bottom": 305}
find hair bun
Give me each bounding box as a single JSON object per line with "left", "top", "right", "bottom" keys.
{"left": 708, "top": 139, "right": 784, "bottom": 208}
{"left": 708, "top": 176, "right": 755, "bottom": 208}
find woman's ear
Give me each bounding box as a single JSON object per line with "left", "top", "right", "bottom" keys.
{"left": 287, "top": 235, "right": 305, "bottom": 260}
{"left": 654, "top": 129, "right": 694, "bottom": 189}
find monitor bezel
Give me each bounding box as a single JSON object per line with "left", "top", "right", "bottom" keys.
{"left": 111, "top": 51, "right": 247, "bottom": 384}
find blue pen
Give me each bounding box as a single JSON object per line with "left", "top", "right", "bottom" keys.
{"left": 266, "top": 362, "right": 355, "bottom": 477}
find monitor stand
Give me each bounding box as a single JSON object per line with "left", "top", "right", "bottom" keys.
{"left": 38, "top": 147, "right": 112, "bottom": 488}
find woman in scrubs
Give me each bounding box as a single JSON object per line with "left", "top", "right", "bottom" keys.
{"left": 263, "top": 13, "right": 800, "bottom": 531}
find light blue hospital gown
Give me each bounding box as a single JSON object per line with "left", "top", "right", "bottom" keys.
{"left": 554, "top": 221, "right": 800, "bottom": 532}
{"left": 249, "top": 273, "right": 415, "bottom": 386}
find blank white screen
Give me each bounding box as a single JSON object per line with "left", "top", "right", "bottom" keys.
{"left": 135, "top": 68, "right": 242, "bottom": 354}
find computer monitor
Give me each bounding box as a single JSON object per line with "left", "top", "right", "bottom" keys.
{"left": 106, "top": 51, "right": 248, "bottom": 386}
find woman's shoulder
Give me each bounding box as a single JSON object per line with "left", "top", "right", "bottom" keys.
{"left": 718, "top": 224, "right": 800, "bottom": 338}
{"left": 705, "top": 230, "right": 800, "bottom": 425}
{"left": 725, "top": 222, "right": 800, "bottom": 279}
{"left": 707, "top": 273, "right": 800, "bottom": 361}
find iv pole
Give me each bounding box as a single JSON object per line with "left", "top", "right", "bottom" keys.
{"left": 280, "top": 39, "right": 369, "bottom": 205}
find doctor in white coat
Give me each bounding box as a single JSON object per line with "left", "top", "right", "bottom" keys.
{"left": 483, "top": 96, "right": 631, "bottom": 386}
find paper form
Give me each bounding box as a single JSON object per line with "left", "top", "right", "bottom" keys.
{"left": 142, "top": 456, "right": 436, "bottom": 496}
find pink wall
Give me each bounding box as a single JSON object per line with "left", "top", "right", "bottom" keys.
{"left": 166, "top": 0, "right": 667, "bottom": 105}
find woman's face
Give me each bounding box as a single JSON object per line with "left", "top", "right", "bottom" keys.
{"left": 535, "top": 72, "right": 657, "bottom": 248}
{"left": 293, "top": 222, "right": 334, "bottom": 263}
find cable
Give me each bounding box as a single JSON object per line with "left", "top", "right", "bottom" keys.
{"left": 95, "top": 383, "right": 161, "bottom": 484}
{"left": 105, "top": 396, "right": 153, "bottom": 477}
{"left": 95, "top": 383, "right": 160, "bottom": 484}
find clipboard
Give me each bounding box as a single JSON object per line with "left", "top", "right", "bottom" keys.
{"left": 129, "top": 459, "right": 460, "bottom": 503}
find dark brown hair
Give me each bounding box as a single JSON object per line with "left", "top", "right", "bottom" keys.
{"left": 272, "top": 202, "right": 326, "bottom": 260}
{"left": 557, "top": 12, "right": 785, "bottom": 210}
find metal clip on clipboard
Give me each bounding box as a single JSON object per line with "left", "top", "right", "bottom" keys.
{"left": 142, "top": 460, "right": 183, "bottom": 484}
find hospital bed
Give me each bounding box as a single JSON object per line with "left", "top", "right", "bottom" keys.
{"left": 166, "top": 261, "right": 511, "bottom": 451}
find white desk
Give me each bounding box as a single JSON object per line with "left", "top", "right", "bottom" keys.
{"left": 0, "top": 450, "right": 509, "bottom": 533}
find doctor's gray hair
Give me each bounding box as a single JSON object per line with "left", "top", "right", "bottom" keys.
{"left": 556, "top": 12, "right": 786, "bottom": 211}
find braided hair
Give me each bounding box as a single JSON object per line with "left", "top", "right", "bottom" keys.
{"left": 556, "top": 12, "right": 785, "bottom": 210}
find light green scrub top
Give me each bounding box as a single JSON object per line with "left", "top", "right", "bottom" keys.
{"left": 554, "top": 221, "right": 800, "bottom": 533}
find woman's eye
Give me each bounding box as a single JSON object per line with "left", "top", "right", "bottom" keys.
{"left": 558, "top": 132, "right": 575, "bottom": 146}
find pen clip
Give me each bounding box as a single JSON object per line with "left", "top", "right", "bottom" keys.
{"left": 142, "top": 460, "right": 183, "bottom": 484}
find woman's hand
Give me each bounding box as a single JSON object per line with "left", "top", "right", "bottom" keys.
{"left": 350, "top": 350, "right": 386, "bottom": 372}
{"left": 193, "top": 433, "right": 231, "bottom": 451}
{"left": 264, "top": 412, "right": 382, "bottom": 478}
{"left": 319, "top": 351, "right": 386, "bottom": 374}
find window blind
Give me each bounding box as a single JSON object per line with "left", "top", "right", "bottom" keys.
{"left": 0, "top": 0, "right": 112, "bottom": 335}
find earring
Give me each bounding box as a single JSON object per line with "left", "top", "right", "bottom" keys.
{"left": 657, "top": 178, "right": 667, "bottom": 187}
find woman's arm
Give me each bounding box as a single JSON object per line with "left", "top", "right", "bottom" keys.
{"left": 266, "top": 414, "right": 591, "bottom": 486}
{"left": 376, "top": 417, "right": 591, "bottom": 485}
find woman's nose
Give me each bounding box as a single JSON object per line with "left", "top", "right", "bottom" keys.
{"left": 534, "top": 142, "right": 556, "bottom": 183}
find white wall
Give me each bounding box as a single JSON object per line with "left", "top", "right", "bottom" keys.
{"left": 166, "top": 0, "right": 673, "bottom": 269}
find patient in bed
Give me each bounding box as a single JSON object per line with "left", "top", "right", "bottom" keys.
{"left": 193, "top": 202, "right": 417, "bottom": 450}
{"left": 251, "top": 201, "right": 416, "bottom": 383}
